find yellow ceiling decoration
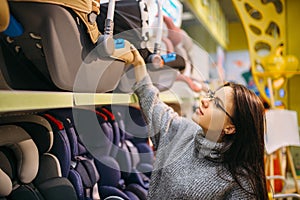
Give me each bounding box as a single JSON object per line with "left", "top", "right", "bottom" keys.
{"left": 232, "top": 0, "right": 299, "bottom": 108}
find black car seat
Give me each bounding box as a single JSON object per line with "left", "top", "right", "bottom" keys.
{"left": 0, "top": 124, "right": 78, "bottom": 200}
{"left": 0, "top": 114, "right": 72, "bottom": 178}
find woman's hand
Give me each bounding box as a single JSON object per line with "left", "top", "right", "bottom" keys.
{"left": 128, "top": 45, "right": 146, "bottom": 67}
{"left": 114, "top": 42, "right": 147, "bottom": 82}
{"left": 114, "top": 42, "right": 145, "bottom": 67}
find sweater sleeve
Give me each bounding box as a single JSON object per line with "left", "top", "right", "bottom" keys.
{"left": 132, "top": 75, "right": 184, "bottom": 150}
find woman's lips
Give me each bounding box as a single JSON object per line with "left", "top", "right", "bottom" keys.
{"left": 196, "top": 107, "right": 204, "bottom": 115}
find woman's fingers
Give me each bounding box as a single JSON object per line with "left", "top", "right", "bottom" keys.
{"left": 130, "top": 44, "right": 145, "bottom": 66}
{"left": 130, "top": 45, "right": 140, "bottom": 57}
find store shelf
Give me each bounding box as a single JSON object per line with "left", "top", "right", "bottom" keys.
{"left": 0, "top": 90, "right": 181, "bottom": 113}
{"left": 74, "top": 93, "right": 136, "bottom": 106}
{"left": 0, "top": 90, "right": 74, "bottom": 112}
{"left": 185, "top": 0, "right": 228, "bottom": 49}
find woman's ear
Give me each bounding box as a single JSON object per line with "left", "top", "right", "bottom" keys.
{"left": 223, "top": 124, "right": 236, "bottom": 135}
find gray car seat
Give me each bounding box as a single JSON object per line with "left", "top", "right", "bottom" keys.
{"left": 0, "top": 1, "right": 125, "bottom": 92}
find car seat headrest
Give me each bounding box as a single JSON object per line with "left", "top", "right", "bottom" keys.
{"left": 110, "top": 105, "right": 148, "bottom": 139}
{"left": 0, "top": 160, "right": 12, "bottom": 196}
{"left": 0, "top": 115, "right": 54, "bottom": 154}
{"left": 0, "top": 125, "right": 39, "bottom": 184}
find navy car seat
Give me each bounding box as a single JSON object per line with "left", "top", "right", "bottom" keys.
{"left": 45, "top": 108, "right": 145, "bottom": 200}
{"left": 0, "top": 124, "right": 78, "bottom": 200}
{"left": 97, "top": 107, "right": 151, "bottom": 194}
{"left": 48, "top": 108, "right": 115, "bottom": 159}
{"left": 42, "top": 113, "right": 95, "bottom": 200}
{"left": 95, "top": 107, "right": 120, "bottom": 158}
{"left": 106, "top": 105, "right": 154, "bottom": 178}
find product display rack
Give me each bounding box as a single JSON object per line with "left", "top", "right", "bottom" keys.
{"left": 0, "top": 90, "right": 181, "bottom": 113}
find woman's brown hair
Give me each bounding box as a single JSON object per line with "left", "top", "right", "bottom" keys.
{"left": 221, "top": 82, "right": 268, "bottom": 199}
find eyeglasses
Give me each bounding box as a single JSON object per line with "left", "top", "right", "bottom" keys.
{"left": 202, "top": 90, "right": 235, "bottom": 123}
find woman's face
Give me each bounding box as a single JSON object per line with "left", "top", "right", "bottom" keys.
{"left": 192, "top": 86, "right": 235, "bottom": 135}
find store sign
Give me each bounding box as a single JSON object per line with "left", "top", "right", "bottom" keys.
{"left": 162, "top": 0, "right": 183, "bottom": 27}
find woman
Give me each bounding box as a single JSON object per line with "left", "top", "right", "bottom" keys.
{"left": 119, "top": 46, "right": 268, "bottom": 199}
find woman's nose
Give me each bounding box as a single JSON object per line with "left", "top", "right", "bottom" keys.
{"left": 201, "top": 98, "right": 209, "bottom": 108}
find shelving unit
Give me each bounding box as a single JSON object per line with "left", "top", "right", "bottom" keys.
{"left": 184, "top": 0, "right": 228, "bottom": 49}
{"left": 0, "top": 90, "right": 181, "bottom": 113}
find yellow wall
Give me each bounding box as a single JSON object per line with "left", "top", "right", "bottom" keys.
{"left": 286, "top": 0, "right": 300, "bottom": 123}
{"left": 183, "top": 13, "right": 249, "bottom": 52}
{"left": 227, "top": 22, "right": 248, "bottom": 51}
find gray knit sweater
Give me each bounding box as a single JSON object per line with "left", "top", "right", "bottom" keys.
{"left": 133, "top": 75, "right": 256, "bottom": 200}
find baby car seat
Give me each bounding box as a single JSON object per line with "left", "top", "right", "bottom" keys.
{"left": 0, "top": 124, "right": 78, "bottom": 199}
{"left": 97, "top": 107, "right": 150, "bottom": 196}
{"left": 0, "top": 1, "right": 125, "bottom": 92}
{"left": 45, "top": 108, "right": 147, "bottom": 200}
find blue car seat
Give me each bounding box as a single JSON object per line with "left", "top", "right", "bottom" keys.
{"left": 46, "top": 108, "right": 145, "bottom": 200}
{"left": 107, "top": 105, "right": 154, "bottom": 178}
{"left": 97, "top": 107, "right": 151, "bottom": 196}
